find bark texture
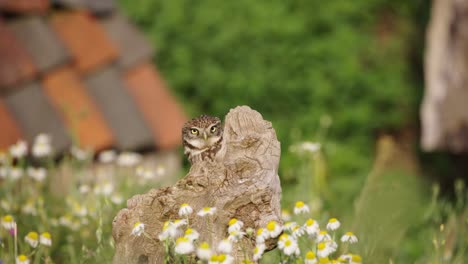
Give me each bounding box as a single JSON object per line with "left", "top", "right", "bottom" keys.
{"left": 422, "top": 0, "right": 468, "bottom": 152}
{"left": 112, "top": 106, "right": 282, "bottom": 263}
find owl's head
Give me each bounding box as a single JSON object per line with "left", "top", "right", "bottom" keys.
{"left": 182, "top": 115, "right": 223, "bottom": 149}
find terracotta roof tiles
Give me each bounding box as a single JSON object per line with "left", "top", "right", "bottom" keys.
{"left": 0, "top": 1, "right": 186, "bottom": 154}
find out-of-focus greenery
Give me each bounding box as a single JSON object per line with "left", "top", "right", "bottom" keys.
{"left": 118, "top": 0, "right": 429, "bottom": 209}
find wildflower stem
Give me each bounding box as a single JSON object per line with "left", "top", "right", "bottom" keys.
{"left": 13, "top": 223, "right": 17, "bottom": 259}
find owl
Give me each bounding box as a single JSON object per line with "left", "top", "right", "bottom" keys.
{"left": 182, "top": 115, "right": 224, "bottom": 164}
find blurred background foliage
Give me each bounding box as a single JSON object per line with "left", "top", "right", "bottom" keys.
{"left": 114, "top": 0, "right": 464, "bottom": 263}
{"left": 119, "top": 0, "right": 429, "bottom": 208}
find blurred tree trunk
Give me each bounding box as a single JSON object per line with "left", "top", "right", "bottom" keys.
{"left": 422, "top": 0, "right": 468, "bottom": 152}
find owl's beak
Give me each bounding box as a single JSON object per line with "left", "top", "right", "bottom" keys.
{"left": 203, "top": 132, "right": 208, "bottom": 141}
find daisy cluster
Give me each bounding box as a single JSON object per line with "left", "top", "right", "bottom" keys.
{"left": 0, "top": 135, "right": 166, "bottom": 263}
{"left": 131, "top": 201, "right": 362, "bottom": 263}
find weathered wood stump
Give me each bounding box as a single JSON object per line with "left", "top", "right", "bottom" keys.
{"left": 112, "top": 106, "right": 282, "bottom": 263}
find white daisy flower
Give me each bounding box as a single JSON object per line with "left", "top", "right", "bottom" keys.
{"left": 32, "top": 134, "right": 52, "bottom": 158}
{"left": 293, "top": 201, "right": 310, "bottom": 215}
{"left": 175, "top": 237, "right": 194, "bottom": 255}
{"left": 1, "top": 214, "right": 15, "bottom": 229}
{"left": 209, "top": 254, "right": 234, "bottom": 264}
{"left": 0, "top": 166, "right": 7, "bottom": 179}
{"left": 227, "top": 218, "right": 243, "bottom": 233}
{"left": 79, "top": 185, "right": 90, "bottom": 194}
{"left": 197, "top": 207, "right": 216, "bottom": 217}
{"left": 72, "top": 203, "right": 88, "bottom": 217}
{"left": 217, "top": 238, "right": 233, "bottom": 254}
{"left": 59, "top": 215, "right": 73, "bottom": 228}
{"left": 265, "top": 220, "right": 282, "bottom": 238}
{"left": 291, "top": 224, "right": 305, "bottom": 238}
{"left": 173, "top": 219, "right": 188, "bottom": 228}
{"left": 184, "top": 228, "right": 200, "bottom": 241}
{"left": 281, "top": 209, "right": 292, "bottom": 221}
{"left": 278, "top": 234, "right": 299, "bottom": 256}
{"left": 350, "top": 254, "right": 363, "bottom": 264}
{"left": 117, "top": 152, "right": 142, "bottom": 167}
{"left": 94, "top": 182, "right": 114, "bottom": 196}
{"left": 9, "top": 167, "right": 23, "bottom": 180}
{"left": 338, "top": 254, "right": 352, "bottom": 263}
{"left": 27, "top": 167, "right": 47, "bottom": 182}
{"left": 98, "top": 149, "right": 116, "bottom": 163}
{"left": 111, "top": 194, "right": 124, "bottom": 205}
{"left": 196, "top": 242, "right": 213, "bottom": 260}
{"left": 253, "top": 243, "right": 266, "bottom": 261}
{"left": 341, "top": 231, "right": 358, "bottom": 243}
{"left": 16, "top": 254, "right": 30, "bottom": 264}
{"left": 283, "top": 221, "right": 299, "bottom": 232}
{"left": 9, "top": 140, "right": 27, "bottom": 158}
{"left": 317, "top": 231, "right": 332, "bottom": 242}
{"left": 290, "top": 141, "right": 321, "bottom": 154}
{"left": 317, "top": 242, "right": 331, "bottom": 258}
{"left": 131, "top": 222, "right": 145, "bottom": 236}
{"left": 256, "top": 228, "right": 269, "bottom": 244}
{"left": 304, "top": 218, "right": 320, "bottom": 236}
{"left": 158, "top": 221, "right": 181, "bottom": 241}
{"left": 155, "top": 165, "right": 166, "bottom": 177}
{"left": 178, "top": 203, "right": 193, "bottom": 217}
{"left": 25, "top": 231, "right": 39, "bottom": 248}
{"left": 136, "top": 166, "right": 155, "bottom": 180}
{"left": 305, "top": 251, "right": 318, "bottom": 264}
{"left": 326, "top": 218, "right": 340, "bottom": 231}
{"left": 39, "top": 232, "right": 52, "bottom": 246}
{"left": 71, "top": 146, "right": 91, "bottom": 161}
{"left": 227, "top": 229, "right": 245, "bottom": 242}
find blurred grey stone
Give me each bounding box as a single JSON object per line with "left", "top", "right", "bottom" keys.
{"left": 84, "top": 67, "right": 153, "bottom": 150}
{"left": 101, "top": 12, "right": 154, "bottom": 70}
{"left": 8, "top": 17, "right": 69, "bottom": 73}
{"left": 3, "top": 82, "right": 71, "bottom": 154}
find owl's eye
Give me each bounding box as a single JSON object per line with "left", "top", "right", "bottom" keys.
{"left": 190, "top": 129, "right": 199, "bottom": 135}
{"left": 210, "top": 126, "right": 217, "bottom": 133}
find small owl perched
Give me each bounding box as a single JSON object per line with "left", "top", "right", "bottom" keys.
{"left": 182, "top": 115, "right": 224, "bottom": 164}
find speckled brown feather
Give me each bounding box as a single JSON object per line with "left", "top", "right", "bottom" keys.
{"left": 182, "top": 115, "right": 223, "bottom": 164}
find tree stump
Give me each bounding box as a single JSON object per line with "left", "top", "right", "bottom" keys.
{"left": 422, "top": 0, "right": 468, "bottom": 152}
{"left": 112, "top": 106, "right": 282, "bottom": 263}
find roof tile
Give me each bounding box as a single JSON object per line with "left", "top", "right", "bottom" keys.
{"left": 0, "top": 99, "right": 23, "bottom": 150}
{"left": 3, "top": 83, "right": 71, "bottom": 154}
{"left": 52, "top": 0, "right": 115, "bottom": 14}
{"left": 85, "top": 67, "right": 153, "bottom": 150}
{"left": 42, "top": 66, "right": 115, "bottom": 150}
{"left": 101, "top": 13, "right": 153, "bottom": 69}
{"left": 8, "top": 17, "right": 69, "bottom": 73}
{"left": 50, "top": 11, "right": 118, "bottom": 74}
{"left": 124, "top": 62, "right": 186, "bottom": 149}
{"left": 0, "top": 0, "right": 49, "bottom": 14}
{"left": 0, "top": 20, "right": 37, "bottom": 93}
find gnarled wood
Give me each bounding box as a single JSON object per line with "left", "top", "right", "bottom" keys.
{"left": 112, "top": 106, "right": 282, "bottom": 263}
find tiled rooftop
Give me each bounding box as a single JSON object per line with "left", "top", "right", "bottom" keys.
{"left": 0, "top": 0, "right": 187, "bottom": 152}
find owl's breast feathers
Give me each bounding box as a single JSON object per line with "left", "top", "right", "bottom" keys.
{"left": 183, "top": 136, "right": 223, "bottom": 164}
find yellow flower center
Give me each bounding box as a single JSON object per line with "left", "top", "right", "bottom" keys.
{"left": 210, "top": 255, "right": 218, "bottom": 261}
{"left": 203, "top": 207, "right": 211, "bottom": 212}
{"left": 256, "top": 228, "right": 264, "bottom": 236}
{"left": 279, "top": 233, "right": 289, "bottom": 241}
{"left": 351, "top": 255, "right": 362, "bottom": 262}
{"left": 295, "top": 201, "right": 304, "bottom": 208}
{"left": 285, "top": 240, "right": 292, "bottom": 247}
{"left": 218, "top": 254, "right": 226, "bottom": 261}
{"left": 27, "top": 231, "right": 39, "bottom": 240}
{"left": 329, "top": 218, "right": 337, "bottom": 223}
{"left": 181, "top": 203, "right": 189, "bottom": 208}
{"left": 176, "top": 237, "right": 189, "bottom": 244}
{"left": 319, "top": 230, "right": 327, "bottom": 235}
{"left": 306, "top": 219, "right": 315, "bottom": 226}
{"left": 41, "top": 232, "right": 51, "bottom": 239}
{"left": 133, "top": 222, "right": 141, "bottom": 228}
{"left": 317, "top": 242, "right": 326, "bottom": 250}
{"left": 306, "top": 251, "right": 316, "bottom": 259}
{"left": 3, "top": 215, "right": 13, "bottom": 222}
{"left": 199, "top": 242, "right": 210, "bottom": 249}
{"left": 345, "top": 231, "right": 354, "bottom": 236}
{"left": 18, "top": 255, "right": 28, "bottom": 261}
{"left": 228, "top": 218, "right": 237, "bottom": 226}
{"left": 319, "top": 257, "right": 330, "bottom": 264}
{"left": 266, "top": 221, "right": 277, "bottom": 231}
{"left": 185, "top": 228, "right": 193, "bottom": 235}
